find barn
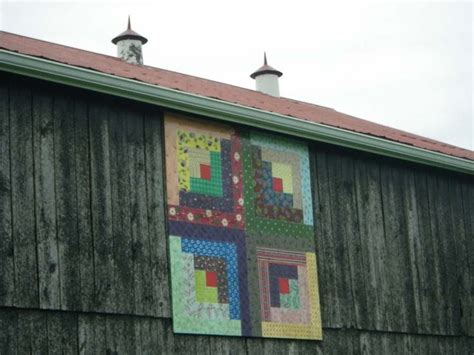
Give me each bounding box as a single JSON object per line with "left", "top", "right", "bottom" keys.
{"left": 0, "top": 25, "right": 473, "bottom": 354}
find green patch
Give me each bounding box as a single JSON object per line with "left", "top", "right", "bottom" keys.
{"left": 280, "top": 279, "right": 300, "bottom": 310}
{"left": 195, "top": 270, "right": 218, "bottom": 304}
{"left": 242, "top": 133, "right": 313, "bottom": 238}
{"left": 190, "top": 151, "right": 223, "bottom": 196}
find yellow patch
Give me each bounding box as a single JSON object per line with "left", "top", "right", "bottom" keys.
{"left": 177, "top": 130, "right": 221, "bottom": 191}
{"left": 271, "top": 162, "right": 293, "bottom": 194}
{"left": 261, "top": 253, "right": 322, "bottom": 340}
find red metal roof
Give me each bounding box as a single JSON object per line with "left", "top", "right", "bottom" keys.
{"left": 1, "top": 31, "right": 472, "bottom": 160}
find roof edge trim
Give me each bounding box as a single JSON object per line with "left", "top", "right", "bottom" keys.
{"left": 1, "top": 50, "right": 472, "bottom": 175}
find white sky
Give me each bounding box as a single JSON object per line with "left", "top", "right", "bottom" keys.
{"left": 2, "top": 0, "right": 473, "bottom": 150}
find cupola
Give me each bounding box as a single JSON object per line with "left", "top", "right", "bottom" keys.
{"left": 250, "top": 53, "right": 283, "bottom": 97}
{"left": 112, "top": 16, "right": 148, "bottom": 65}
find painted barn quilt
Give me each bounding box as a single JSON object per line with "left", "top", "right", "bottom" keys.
{"left": 165, "top": 113, "right": 322, "bottom": 340}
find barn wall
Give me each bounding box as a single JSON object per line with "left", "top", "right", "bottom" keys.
{"left": 312, "top": 148, "right": 473, "bottom": 338}
{"left": 0, "top": 74, "right": 472, "bottom": 354}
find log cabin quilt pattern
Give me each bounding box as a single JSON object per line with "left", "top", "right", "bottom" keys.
{"left": 165, "top": 113, "right": 322, "bottom": 340}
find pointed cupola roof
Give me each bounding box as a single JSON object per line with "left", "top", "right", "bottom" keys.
{"left": 250, "top": 52, "right": 283, "bottom": 79}
{"left": 112, "top": 16, "right": 148, "bottom": 44}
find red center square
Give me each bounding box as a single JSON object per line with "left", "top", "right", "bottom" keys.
{"left": 279, "top": 277, "right": 290, "bottom": 294}
{"left": 206, "top": 271, "right": 218, "bottom": 287}
{"left": 272, "top": 177, "right": 283, "bottom": 192}
{"left": 200, "top": 164, "right": 211, "bottom": 180}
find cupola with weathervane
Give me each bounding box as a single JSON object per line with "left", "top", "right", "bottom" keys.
{"left": 250, "top": 53, "right": 283, "bottom": 97}
{"left": 112, "top": 16, "right": 148, "bottom": 65}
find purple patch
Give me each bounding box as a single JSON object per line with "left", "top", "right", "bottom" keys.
{"left": 268, "top": 264, "right": 299, "bottom": 307}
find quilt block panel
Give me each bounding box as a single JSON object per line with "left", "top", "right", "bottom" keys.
{"left": 165, "top": 113, "right": 322, "bottom": 340}
{"left": 165, "top": 114, "right": 244, "bottom": 229}
{"left": 243, "top": 132, "right": 314, "bottom": 238}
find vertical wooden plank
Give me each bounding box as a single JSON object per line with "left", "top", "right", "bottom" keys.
{"left": 322, "top": 328, "right": 356, "bottom": 355}
{"left": 326, "top": 152, "right": 355, "bottom": 328}
{"left": 154, "top": 318, "right": 175, "bottom": 354}
{"left": 401, "top": 169, "right": 424, "bottom": 332}
{"left": 0, "top": 308, "right": 17, "bottom": 354}
{"left": 93, "top": 315, "right": 107, "bottom": 355}
{"left": 379, "top": 165, "right": 399, "bottom": 332}
{"left": 339, "top": 154, "right": 369, "bottom": 328}
{"left": 406, "top": 170, "right": 429, "bottom": 334}
{"left": 409, "top": 333, "right": 421, "bottom": 355}
{"left": 140, "top": 317, "right": 153, "bottom": 354}
{"left": 89, "top": 101, "right": 115, "bottom": 313}
{"left": 467, "top": 337, "right": 474, "bottom": 354}
{"left": 460, "top": 180, "right": 474, "bottom": 336}
{"left": 359, "top": 332, "right": 370, "bottom": 355}
{"left": 144, "top": 110, "right": 171, "bottom": 317}
{"left": 380, "top": 164, "right": 416, "bottom": 332}
{"left": 450, "top": 180, "right": 470, "bottom": 336}
{"left": 17, "top": 310, "right": 48, "bottom": 354}
{"left": 105, "top": 315, "right": 115, "bottom": 353}
{"left": 54, "top": 93, "right": 81, "bottom": 311}
{"left": 288, "top": 339, "right": 322, "bottom": 355}
{"left": 74, "top": 97, "right": 94, "bottom": 312}
{"left": 106, "top": 315, "right": 137, "bottom": 355}
{"left": 17, "top": 310, "right": 33, "bottom": 354}
{"left": 437, "top": 175, "right": 461, "bottom": 334}
{"left": 249, "top": 338, "right": 291, "bottom": 355}
{"left": 10, "top": 85, "right": 39, "bottom": 308}
{"left": 47, "top": 312, "right": 64, "bottom": 355}
{"left": 413, "top": 171, "right": 440, "bottom": 334}
{"left": 308, "top": 340, "right": 324, "bottom": 355}
{"left": 354, "top": 158, "right": 389, "bottom": 331}
{"left": 47, "top": 311, "right": 79, "bottom": 355}
{"left": 106, "top": 315, "right": 128, "bottom": 354}
{"left": 173, "top": 333, "right": 210, "bottom": 354}
{"left": 0, "top": 80, "right": 15, "bottom": 307}
{"left": 359, "top": 330, "right": 383, "bottom": 355}
{"left": 133, "top": 316, "right": 142, "bottom": 354}
{"left": 315, "top": 151, "right": 348, "bottom": 328}
{"left": 33, "top": 90, "right": 60, "bottom": 310}
{"left": 126, "top": 110, "right": 152, "bottom": 316}
{"left": 425, "top": 174, "right": 449, "bottom": 334}
{"left": 312, "top": 150, "right": 336, "bottom": 328}
{"left": 61, "top": 312, "right": 79, "bottom": 354}
{"left": 108, "top": 106, "right": 134, "bottom": 315}
{"left": 440, "top": 175, "right": 463, "bottom": 334}
{"left": 78, "top": 314, "right": 95, "bottom": 355}
{"left": 123, "top": 316, "right": 137, "bottom": 354}
{"left": 383, "top": 331, "right": 406, "bottom": 354}
{"left": 30, "top": 311, "right": 49, "bottom": 354}
{"left": 245, "top": 338, "right": 264, "bottom": 354}
{"left": 403, "top": 333, "right": 415, "bottom": 354}
{"left": 455, "top": 336, "right": 470, "bottom": 355}
{"left": 209, "top": 336, "right": 247, "bottom": 354}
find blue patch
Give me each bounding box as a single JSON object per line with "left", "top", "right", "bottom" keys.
{"left": 262, "top": 161, "right": 294, "bottom": 208}
{"left": 181, "top": 237, "right": 240, "bottom": 320}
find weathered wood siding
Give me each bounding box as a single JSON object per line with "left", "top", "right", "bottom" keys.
{"left": 0, "top": 308, "right": 473, "bottom": 354}
{"left": 313, "top": 149, "right": 473, "bottom": 337}
{"left": 0, "top": 74, "right": 472, "bottom": 354}
{"left": 0, "top": 75, "right": 170, "bottom": 318}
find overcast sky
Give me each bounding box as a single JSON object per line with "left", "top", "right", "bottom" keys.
{"left": 2, "top": 0, "right": 473, "bottom": 150}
